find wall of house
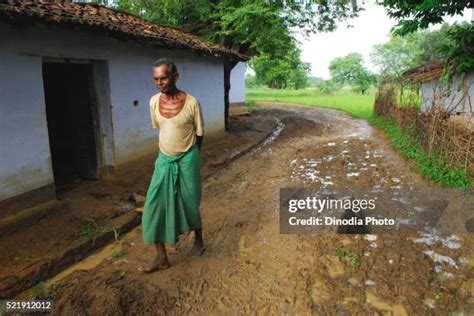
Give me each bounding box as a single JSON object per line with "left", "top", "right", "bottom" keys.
{"left": 421, "top": 71, "right": 474, "bottom": 113}
{"left": 0, "top": 21, "right": 225, "bottom": 205}
{"left": 229, "top": 62, "right": 246, "bottom": 106}
{"left": 0, "top": 53, "right": 54, "bottom": 201}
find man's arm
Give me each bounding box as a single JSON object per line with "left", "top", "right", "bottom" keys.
{"left": 194, "top": 99, "right": 204, "bottom": 152}
{"left": 196, "top": 135, "right": 203, "bottom": 151}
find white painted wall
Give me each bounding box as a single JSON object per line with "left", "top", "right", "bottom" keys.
{"left": 229, "top": 62, "right": 246, "bottom": 104}
{"left": 0, "top": 21, "right": 225, "bottom": 201}
{"left": 421, "top": 71, "right": 474, "bottom": 113}
{"left": 0, "top": 53, "right": 54, "bottom": 200}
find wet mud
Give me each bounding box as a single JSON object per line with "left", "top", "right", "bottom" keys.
{"left": 18, "top": 104, "right": 474, "bottom": 315}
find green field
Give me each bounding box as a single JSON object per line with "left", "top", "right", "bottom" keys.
{"left": 246, "top": 87, "right": 375, "bottom": 119}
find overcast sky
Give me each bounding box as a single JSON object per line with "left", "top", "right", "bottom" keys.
{"left": 295, "top": 2, "right": 473, "bottom": 79}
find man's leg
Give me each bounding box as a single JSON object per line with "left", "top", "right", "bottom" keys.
{"left": 144, "top": 242, "right": 170, "bottom": 273}
{"left": 188, "top": 228, "right": 205, "bottom": 257}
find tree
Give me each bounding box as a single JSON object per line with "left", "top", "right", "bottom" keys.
{"left": 316, "top": 79, "right": 340, "bottom": 94}
{"left": 370, "top": 32, "right": 422, "bottom": 78}
{"left": 329, "top": 53, "right": 365, "bottom": 84}
{"left": 307, "top": 76, "right": 324, "bottom": 87}
{"left": 113, "top": 0, "right": 363, "bottom": 129}
{"left": 251, "top": 44, "right": 310, "bottom": 89}
{"left": 379, "top": 0, "right": 474, "bottom": 35}
{"left": 329, "top": 53, "right": 376, "bottom": 94}
{"left": 370, "top": 23, "right": 470, "bottom": 79}
{"left": 352, "top": 70, "right": 377, "bottom": 95}
{"left": 245, "top": 75, "right": 259, "bottom": 89}
{"left": 415, "top": 24, "right": 454, "bottom": 64}
{"left": 377, "top": 1, "right": 474, "bottom": 82}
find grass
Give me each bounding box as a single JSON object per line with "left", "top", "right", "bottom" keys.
{"left": 369, "top": 116, "right": 471, "bottom": 188}
{"left": 29, "top": 281, "right": 58, "bottom": 300}
{"left": 112, "top": 249, "right": 126, "bottom": 259}
{"left": 74, "top": 223, "right": 110, "bottom": 239}
{"left": 335, "top": 247, "right": 361, "bottom": 268}
{"left": 246, "top": 87, "right": 375, "bottom": 119}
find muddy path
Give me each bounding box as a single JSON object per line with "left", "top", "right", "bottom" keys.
{"left": 30, "top": 104, "right": 473, "bottom": 315}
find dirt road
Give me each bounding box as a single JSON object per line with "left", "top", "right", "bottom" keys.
{"left": 37, "top": 104, "right": 474, "bottom": 315}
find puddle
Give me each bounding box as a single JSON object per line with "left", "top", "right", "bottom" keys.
{"left": 365, "top": 279, "right": 376, "bottom": 286}
{"left": 291, "top": 166, "right": 334, "bottom": 187}
{"left": 346, "top": 122, "right": 374, "bottom": 140}
{"left": 346, "top": 172, "right": 360, "bottom": 177}
{"left": 423, "top": 250, "right": 458, "bottom": 268}
{"left": 415, "top": 233, "right": 461, "bottom": 249}
{"left": 364, "top": 234, "right": 378, "bottom": 248}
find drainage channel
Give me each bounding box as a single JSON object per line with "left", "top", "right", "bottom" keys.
{"left": 204, "top": 116, "right": 285, "bottom": 181}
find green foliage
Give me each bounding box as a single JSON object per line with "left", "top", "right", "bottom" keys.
{"left": 112, "top": 249, "right": 126, "bottom": 260}
{"left": 370, "top": 32, "right": 424, "bottom": 78}
{"left": 316, "top": 79, "right": 341, "bottom": 94}
{"left": 75, "top": 223, "right": 94, "bottom": 239}
{"left": 351, "top": 71, "right": 377, "bottom": 95}
{"left": 244, "top": 100, "right": 259, "bottom": 112}
{"left": 246, "top": 87, "right": 375, "bottom": 119}
{"left": 113, "top": 0, "right": 363, "bottom": 60}
{"left": 307, "top": 76, "right": 324, "bottom": 87}
{"left": 377, "top": 1, "right": 474, "bottom": 80}
{"left": 245, "top": 75, "right": 259, "bottom": 89}
{"left": 29, "top": 282, "right": 58, "bottom": 300}
{"left": 439, "top": 23, "right": 474, "bottom": 83}
{"left": 251, "top": 43, "right": 311, "bottom": 89}
{"left": 113, "top": 1, "right": 364, "bottom": 93}
{"left": 335, "top": 248, "right": 361, "bottom": 268}
{"left": 329, "top": 53, "right": 376, "bottom": 94}
{"left": 369, "top": 116, "right": 471, "bottom": 188}
{"left": 380, "top": 0, "right": 473, "bottom": 36}
{"left": 416, "top": 24, "right": 454, "bottom": 64}
{"left": 75, "top": 223, "right": 110, "bottom": 239}
{"left": 371, "top": 23, "right": 472, "bottom": 80}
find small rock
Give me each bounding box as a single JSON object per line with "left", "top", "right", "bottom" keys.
{"left": 347, "top": 277, "right": 360, "bottom": 286}
{"left": 365, "top": 279, "right": 376, "bottom": 286}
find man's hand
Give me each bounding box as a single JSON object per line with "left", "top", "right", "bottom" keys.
{"left": 196, "top": 135, "right": 203, "bottom": 152}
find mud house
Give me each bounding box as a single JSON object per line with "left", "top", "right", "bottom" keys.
{"left": 0, "top": 1, "right": 246, "bottom": 216}
{"left": 403, "top": 60, "right": 474, "bottom": 125}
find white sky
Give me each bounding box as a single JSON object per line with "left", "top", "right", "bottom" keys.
{"left": 294, "top": 2, "right": 473, "bottom": 79}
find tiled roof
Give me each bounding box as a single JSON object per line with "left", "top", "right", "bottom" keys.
{"left": 0, "top": 0, "right": 248, "bottom": 61}
{"left": 403, "top": 59, "right": 444, "bottom": 83}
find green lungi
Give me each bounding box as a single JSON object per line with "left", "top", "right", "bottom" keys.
{"left": 142, "top": 144, "right": 202, "bottom": 245}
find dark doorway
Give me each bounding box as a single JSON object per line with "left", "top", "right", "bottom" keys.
{"left": 42, "top": 62, "right": 100, "bottom": 188}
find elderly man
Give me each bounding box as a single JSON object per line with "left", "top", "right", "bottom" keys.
{"left": 141, "top": 58, "right": 205, "bottom": 273}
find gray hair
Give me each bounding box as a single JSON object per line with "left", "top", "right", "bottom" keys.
{"left": 153, "top": 58, "right": 178, "bottom": 78}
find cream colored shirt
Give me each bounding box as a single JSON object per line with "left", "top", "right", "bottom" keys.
{"left": 149, "top": 92, "right": 204, "bottom": 157}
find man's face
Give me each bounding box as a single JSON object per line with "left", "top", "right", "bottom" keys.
{"left": 153, "top": 65, "right": 177, "bottom": 93}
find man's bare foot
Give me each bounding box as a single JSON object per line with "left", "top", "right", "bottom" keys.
{"left": 134, "top": 207, "right": 143, "bottom": 213}
{"left": 187, "top": 242, "right": 205, "bottom": 257}
{"left": 142, "top": 257, "right": 170, "bottom": 273}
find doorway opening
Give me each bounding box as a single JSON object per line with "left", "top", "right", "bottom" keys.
{"left": 42, "top": 61, "right": 101, "bottom": 188}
